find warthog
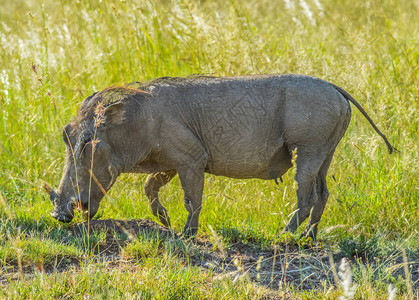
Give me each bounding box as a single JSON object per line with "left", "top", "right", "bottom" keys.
{"left": 44, "top": 74, "right": 394, "bottom": 239}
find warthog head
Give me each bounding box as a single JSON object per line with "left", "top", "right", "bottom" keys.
{"left": 44, "top": 87, "right": 146, "bottom": 223}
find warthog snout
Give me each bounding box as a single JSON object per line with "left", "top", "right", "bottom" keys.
{"left": 49, "top": 205, "right": 74, "bottom": 223}
{"left": 43, "top": 182, "right": 75, "bottom": 223}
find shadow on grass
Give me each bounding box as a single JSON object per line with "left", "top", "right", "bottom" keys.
{"left": 1, "top": 218, "right": 418, "bottom": 295}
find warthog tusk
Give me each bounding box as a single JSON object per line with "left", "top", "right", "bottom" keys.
{"left": 43, "top": 182, "right": 53, "bottom": 196}
{"left": 70, "top": 197, "right": 79, "bottom": 210}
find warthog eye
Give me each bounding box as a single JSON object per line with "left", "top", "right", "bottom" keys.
{"left": 79, "top": 134, "right": 93, "bottom": 155}
{"left": 82, "top": 135, "right": 92, "bottom": 144}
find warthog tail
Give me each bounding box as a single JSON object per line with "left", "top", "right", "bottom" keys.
{"left": 333, "top": 85, "right": 395, "bottom": 154}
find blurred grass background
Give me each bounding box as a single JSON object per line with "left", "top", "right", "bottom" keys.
{"left": 1, "top": 0, "right": 417, "bottom": 239}
{"left": 0, "top": 0, "right": 419, "bottom": 298}
{"left": 0, "top": 0, "right": 418, "bottom": 296}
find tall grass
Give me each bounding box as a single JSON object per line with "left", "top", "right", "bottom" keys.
{"left": 0, "top": 0, "right": 418, "bottom": 297}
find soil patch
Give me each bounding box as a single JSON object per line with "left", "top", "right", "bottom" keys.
{"left": 68, "top": 219, "right": 335, "bottom": 290}
{"left": 1, "top": 218, "right": 418, "bottom": 294}
{"left": 68, "top": 219, "right": 419, "bottom": 292}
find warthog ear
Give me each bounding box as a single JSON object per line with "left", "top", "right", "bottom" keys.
{"left": 104, "top": 102, "right": 124, "bottom": 125}
{"left": 62, "top": 123, "right": 76, "bottom": 145}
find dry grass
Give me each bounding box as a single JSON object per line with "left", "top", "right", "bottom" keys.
{"left": 0, "top": 0, "right": 418, "bottom": 298}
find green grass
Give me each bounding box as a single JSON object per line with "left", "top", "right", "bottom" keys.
{"left": 0, "top": 256, "right": 272, "bottom": 299}
{"left": 0, "top": 0, "right": 418, "bottom": 298}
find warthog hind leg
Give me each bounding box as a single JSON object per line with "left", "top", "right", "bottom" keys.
{"left": 302, "top": 151, "right": 334, "bottom": 239}
{"left": 284, "top": 147, "right": 330, "bottom": 238}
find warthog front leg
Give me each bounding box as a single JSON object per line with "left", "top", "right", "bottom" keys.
{"left": 162, "top": 125, "right": 208, "bottom": 237}
{"left": 178, "top": 167, "right": 205, "bottom": 238}
{"left": 144, "top": 170, "right": 177, "bottom": 227}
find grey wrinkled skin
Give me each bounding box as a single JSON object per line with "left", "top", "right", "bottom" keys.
{"left": 49, "top": 74, "right": 394, "bottom": 239}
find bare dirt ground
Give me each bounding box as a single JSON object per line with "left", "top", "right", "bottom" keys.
{"left": 69, "top": 219, "right": 419, "bottom": 292}
{"left": 69, "top": 219, "right": 333, "bottom": 290}
{"left": 1, "top": 218, "right": 418, "bottom": 294}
